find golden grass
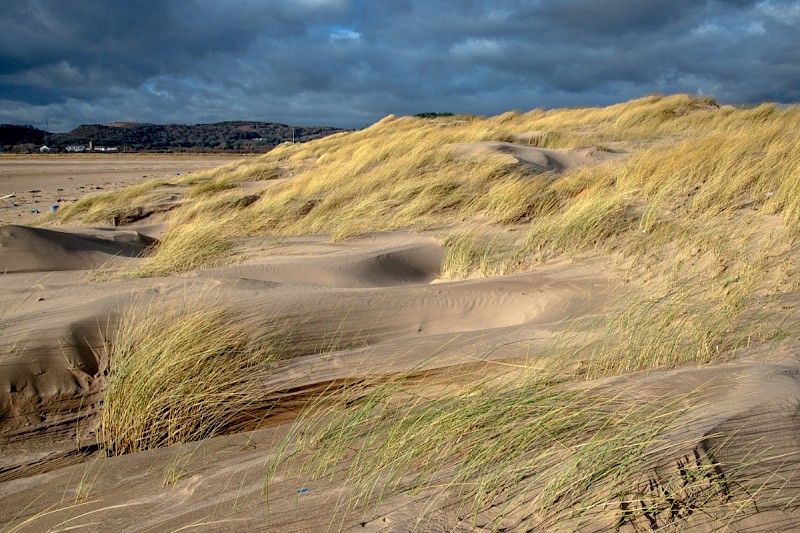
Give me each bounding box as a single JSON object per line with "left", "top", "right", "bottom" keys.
{"left": 439, "top": 228, "right": 520, "bottom": 279}
{"left": 524, "top": 188, "right": 636, "bottom": 259}
{"left": 42, "top": 94, "right": 794, "bottom": 286}
{"left": 52, "top": 178, "right": 176, "bottom": 224}
{"left": 130, "top": 95, "right": 795, "bottom": 273}
{"left": 267, "top": 360, "right": 773, "bottom": 531}
{"left": 99, "top": 295, "right": 288, "bottom": 455}
{"left": 45, "top": 157, "right": 259, "bottom": 225}
{"left": 130, "top": 213, "right": 239, "bottom": 277}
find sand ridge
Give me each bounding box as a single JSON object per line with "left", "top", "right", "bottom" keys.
{"left": 0, "top": 225, "right": 154, "bottom": 272}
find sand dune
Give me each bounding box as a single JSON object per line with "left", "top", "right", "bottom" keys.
{"left": 3, "top": 98, "right": 800, "bottom": 531}
{"left": 0, "top": 225, "right": 154, "bottom": 272}
{"left": 0, "top": 229, "right": 606, "bottom": 456}
{"left": 209, "top": 233, "right": 446, "bottom": 288}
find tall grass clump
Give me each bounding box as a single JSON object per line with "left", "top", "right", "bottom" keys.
{"left": 268, "top": 364, "right": 755, "bottom": 531}
{"left": 440, "top": 229, "right": 519, "bottom": 279}
{"left": 581, "top": 275, "right": 758, "bottom": 377}
{"left": 100, "top": 297, "right": 287, "bottom": 455}
{"left": 524, "top": 188, "right": 635, "bottom": 259}
{"left": 242, "top": 121, "right": 529, "bottom": 240}
{"left": 126, "top": 213, "right": 240, "bottom": 277}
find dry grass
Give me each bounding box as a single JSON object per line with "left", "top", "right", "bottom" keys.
{"left": 99, "top": 295, "right": 288, "bottom": 455}
{"left": 439, "top": 229, "right": 518, "bottom": 279}
{"left": 131, "top": 213, "right": 240, "bottom": 277}
{"left": 45, "top": 95, "right": 795, "bottom": 285}
{"left": 51, "top": 178, "right": 176, "bottom": 224}
{"left": 45, "top": 157, "right": 259, "bottom": 225}
{"left": 267, "top": 359, "right": 773, "bottom": 531}
{"left": 132, "top": 95, "right": 796, "bottom": 276}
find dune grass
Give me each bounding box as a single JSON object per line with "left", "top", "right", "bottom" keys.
{"left": 44, "top": 94, "right": 796, "bottom": 285}
{"left": 267, "top": 358, "right": 769, "bottom": 531}
{"left": 45, "top": 157, "right": 255, "bottom": 225}
{"left": 50, "top": 178, "right": 176, "bottom": 224}
{"left": 99, "top": 295, "right": 289, "bottom": 455}
{"left": 119, "top": 94, "right": 796, "bottom": 277}
{"left": 439, "top": 228, "right": 522, "bottom": 279}
{"left": 130, "top": 213, "right": 240, "bottom": 277}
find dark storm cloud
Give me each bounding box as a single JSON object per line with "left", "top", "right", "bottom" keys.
{"left": 1, "top": 0, "right": 798, "bottom": 131}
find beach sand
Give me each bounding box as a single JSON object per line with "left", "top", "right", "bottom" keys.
{"left": 0, "top": 154, "right": 242, "bottom": 226}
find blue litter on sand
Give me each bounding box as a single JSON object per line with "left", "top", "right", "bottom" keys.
{"left": 297, "top": 488, "right": 309, "bottom": 494}
{"left": 31, "top": 209, "right": 39, "bottom": 214}
{"left": 50, "top": 205, "right": 58, "bottom": 212}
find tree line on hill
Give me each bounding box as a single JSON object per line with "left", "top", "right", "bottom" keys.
{"left": 0, "top": 121, "right": 349, "bottom": 153}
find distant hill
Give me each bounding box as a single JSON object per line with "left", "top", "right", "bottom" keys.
{"left": 1, "top": 121, "right": 349, "bottom": 153}
{"left": 0, "top": 124, "right": 47, "bottom": 149}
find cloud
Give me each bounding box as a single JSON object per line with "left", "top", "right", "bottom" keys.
{"left": 330, "top": 27, "right": 362, "bottom": 42}
{"left": 1, "top": 0, "right": 798, "bottom": 131}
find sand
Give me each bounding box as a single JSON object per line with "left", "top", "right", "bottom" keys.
{"left": 0, "top": 154, "right": 242, "bottom": 225}
{"left": 1, "top": 148, "right": 799, "bottom": 531}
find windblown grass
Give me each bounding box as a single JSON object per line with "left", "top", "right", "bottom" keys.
{"left": 130, "top": 213, "right": 240, "bottom": 277}
{"left": 143, "top": 96, "right": 796, "bottom": 273}
{"left": 46, "top": 157, "right": 253, "bottom": 225}
{"left": 524, "top": 188, "right": 636, "bottom": 260}
{"left": 99, "top": 296, "right": 288, "bottom": 455}
{"left": 52, "top": 178, "right": 175, "bottom": 224}
{"left": 267, "top": 361, "right": 769, "bottom": 531}
{"left": 57, "top": 94, "right": 797, "bottom": 282}
{"left": 580, "top": 270, "right": 796, "bottom": 378}
{"left": 439, "top": 229, "right": 520, "bottom": 279}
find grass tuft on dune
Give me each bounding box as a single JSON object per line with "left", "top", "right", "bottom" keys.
{"left": 100, "top": 296, "right": 287, "bottom": 455}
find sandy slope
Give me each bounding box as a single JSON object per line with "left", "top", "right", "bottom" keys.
{"left": 2, "top": 223, "right": 799, "bottom": 531}
{"left": 1, "top": 358, "right": 798, "bottom": 532}
{"left": 0, "top": 228, "right": 608, "bottom": 445}
{"left": 0, "top": 216, "right": 615, "bottom": 529}
{"left": 1, "top": 145, "right": 800, "bottom": 531}
{"left": 450, "top": 141, "right": 626, "bottom": 172}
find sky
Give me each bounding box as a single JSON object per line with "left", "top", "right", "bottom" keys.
{"left": 1, "top": 0, "right": 799, "bottom": 132}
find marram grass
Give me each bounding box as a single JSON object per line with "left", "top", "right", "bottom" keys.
{"left": 267, "top": 362, "right": 769, "bottom": 531}
{"left": 99, "top": 296, "right": 287, "bottom": 455}
{"left": 50, "top": 94, "right": 800, "bottom": 285}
